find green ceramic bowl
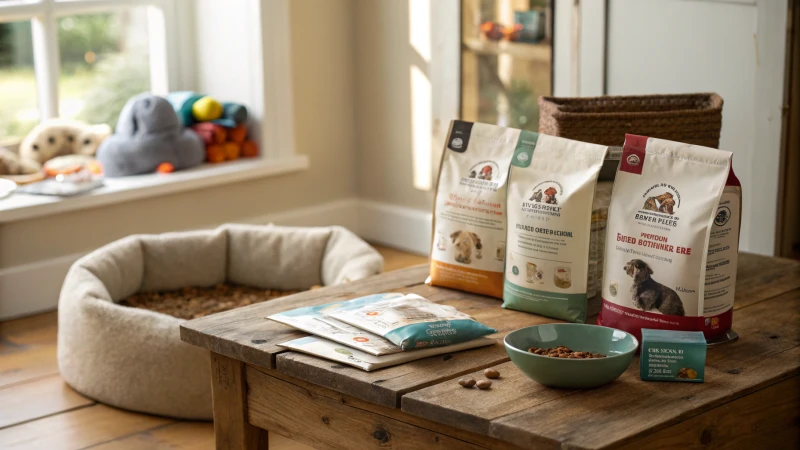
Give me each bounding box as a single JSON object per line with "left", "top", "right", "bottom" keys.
{"left": 504, "top": 324, "right": 638, "bottom": 388}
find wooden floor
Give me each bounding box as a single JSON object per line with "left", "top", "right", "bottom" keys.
{"left": 0, "top": 245, "right": 427, "bottom": 450}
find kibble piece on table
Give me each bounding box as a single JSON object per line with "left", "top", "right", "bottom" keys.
{"left": 484, "top": 368, "right": 500, "bottom": 379}
{"left": 458, "top": 378, "right": 476, "bottom": 388}
{"left": 476, "top": 380, "right": 492, "bottom": 390}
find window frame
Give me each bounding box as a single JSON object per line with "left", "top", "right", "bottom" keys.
{"left": 0, "top": 0, "right": 188, "bottom": 121}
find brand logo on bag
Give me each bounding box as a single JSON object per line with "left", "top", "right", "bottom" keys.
{"left": 714, "top": 206, "right": 731, "bottom": 226}
{"left": 516, "top": 152, "right": 529, "bottom": 162}
{"left": 353, "top": 337, "right": 370, "bottom": 343}
{"left": 521, "top": 181, "right": 564, "bottom": 218}
{"left": 451, "top": 137, "right": 463, "bottom": 149}
{"left": 461, "top": 161, "right": 501, "bottom": 191}
{"left": 633, "top": 185, "right": 682, "bottom": 228}
{"left": 366, "top": 311, "right": 380, "bottom": 316}
{"left": 626, "top": 154, "right": 641, "bottom": 166}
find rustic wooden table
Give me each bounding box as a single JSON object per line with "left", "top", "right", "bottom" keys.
{"left": 180, "top": 253, "right": 800, "bottom": 450}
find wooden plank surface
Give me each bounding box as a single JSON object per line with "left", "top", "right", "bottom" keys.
{"left": 0, "top": 311, "right": 59, "bottom": 388}
{"left": 0, "top": 404, "right": 172, "bottom": 449}
{"left": 401, "top": 288, "right": 800, "bottom": 442}
{"left": 210, "top": 352, "right": 268, "bottom": 450}
{"left": 89, "top": 421, "right": 215, "bottom": 450}
{"left": 273, "top": 253, "right": 799, "bottom": 409}
{"left": 0, "top": 375, "right": 94, "bottom": 429}
{"left": 372, "top": 244, "right": 428, "bottom": 272}
{"left": 619, "top": 376, "right": 800, "bottom": 450}
{"left": 486, "top": 290, "right": 800, "bottom": 450}
{"left": 401, "top": 361, "right": 573, "bottom": 437}
{"left": 180, "top": 253, "right": 799, "bottom": 371}
{"left": 179, "top": 253, "right": 800, "bottom": 448}
{"left": 180, "top": 266, "right": 430, "bottom": 369}
{"left": 247, "top": 364, "right": 521, "bottom": 450}
{"left": 246, "top": 365, "right": 487, "bottom": 450}
{"left": 274, "top": 282, "right": 561, "bottom": 408}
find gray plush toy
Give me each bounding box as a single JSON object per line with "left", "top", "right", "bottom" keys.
{"left": 95, "top": 93, "right": 205, "bottom": 177}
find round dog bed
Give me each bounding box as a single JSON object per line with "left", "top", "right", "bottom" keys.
{"left": 57, "top": 224, "right": 383, "bottom": 420}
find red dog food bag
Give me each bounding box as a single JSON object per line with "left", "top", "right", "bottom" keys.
{"left": 428, "top": 121, "right": 520, "bottom": 298}
{"left": 598, "top": 134, "right": 739, "bottom": 342}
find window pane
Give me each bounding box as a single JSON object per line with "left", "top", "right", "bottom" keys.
{"left": 0, "top": 20, "right": 38, "bottom": 145}
{"left": 58, "top": 8, "right": 151, "bottom": 128}
{"left": 461, "top": 0, "right": 552, "bottom": 131}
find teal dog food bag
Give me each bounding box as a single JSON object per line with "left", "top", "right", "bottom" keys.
{"left": 325, "top": 294, "right": 497, "bottom": 350}
{"left": 502, "top": 132, "right": 608, "bottom": 322}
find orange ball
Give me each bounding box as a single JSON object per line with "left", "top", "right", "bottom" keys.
{"left": 223, "top": 142, "right": 241, "bottom": 160}
{"left": 206, "top": 145, "right": 225, "bottom": 163}
{"left": 157, "top": 162, "right": 175, "bottom": 173}
{"left": 241, "top": 140, "right": 259, "bottom": 158}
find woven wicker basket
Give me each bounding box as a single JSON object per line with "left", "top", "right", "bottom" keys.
{"left": 538, "top": 93, "right": 723, "bottom": 148}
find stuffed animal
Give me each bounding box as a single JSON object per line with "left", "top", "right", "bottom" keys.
{"left": 95, "top": 93, "right": 205, "bottom": 177}
{"left": 18, "top": 119, "right": 111, "bottom": 165}
{"left": 0, "top": 147, "right": 42, "bottom": 176}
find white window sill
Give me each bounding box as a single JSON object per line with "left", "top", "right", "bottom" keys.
{"left": 0, "top": 156, "right": 309, "bottom": 223}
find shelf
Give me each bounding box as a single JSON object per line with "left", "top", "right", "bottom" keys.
{"left": 462, "top": 38, "right": 551, "bottom": 62}
{"left": 0, "top": 156, "right": 309, "bottom": 223}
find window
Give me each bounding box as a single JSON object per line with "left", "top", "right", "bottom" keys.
{"left": 57, "top": 9, "right": 152, "bottom": 128}
{"left": 461, "top": 0, "right": 553, "bottom": 131}
{"left": 0, "top": 20, "right": 38, "bottom": 144}
{"left": 0, "top": 0, "right": 173, "bottom": 144}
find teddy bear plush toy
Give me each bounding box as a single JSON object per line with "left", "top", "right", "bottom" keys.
{"left": 0, "top": 147, "right": 42, "bottom": 176}
{"left": 18, "top": 119, "right": 111, "bottom": 166}
{"left": 0, "top": 120, "right": 109, "bottom": 182}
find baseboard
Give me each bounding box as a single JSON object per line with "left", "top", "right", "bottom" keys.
{"left": 0, "top": 197, "right": 430, "bottom": 320}
{"left": 0, "top": 252, "right": 85, "bottom": 320}
{"left": 357, "top": 200, "right": 432, "bottom": 255}
{"left": 239, "top": 198, "right": 362, "bottom": 231}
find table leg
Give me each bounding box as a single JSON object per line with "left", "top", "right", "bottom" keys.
{"left": 210, "top": 352, "right": 269, "bottom": 450}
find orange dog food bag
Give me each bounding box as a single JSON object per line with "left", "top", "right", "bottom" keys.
{"left": 427, "top": 121, "right": 519, "bottom": 298}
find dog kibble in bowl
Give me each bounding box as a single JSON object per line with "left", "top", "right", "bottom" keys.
{"left": 528, "top": 345, "right": 606, "bottom": 359}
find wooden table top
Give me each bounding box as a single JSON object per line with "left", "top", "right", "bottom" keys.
{"left": 180, "top": 252, "right": 800, "bottom": 449}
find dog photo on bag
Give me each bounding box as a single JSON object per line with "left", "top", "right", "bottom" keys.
{"left": 598, "top": 134, "right": 741, "bottom": 342}
{"left": 450, "top": 230, "right": 482, "bottom": 264}
{"left": 624, "top": 259, "right": 685, "bottom": 316}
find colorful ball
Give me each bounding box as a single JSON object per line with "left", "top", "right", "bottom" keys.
{"left": 192, "top": 97, "right": 223, "bottom": 122}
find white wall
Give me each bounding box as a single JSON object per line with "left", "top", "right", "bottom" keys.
{"left": 605, "top": 0, "right": 787, "bottom": 254}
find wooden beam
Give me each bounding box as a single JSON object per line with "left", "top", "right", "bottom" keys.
{"left": 210, "top": 352, "right": 268, "bottom": 450}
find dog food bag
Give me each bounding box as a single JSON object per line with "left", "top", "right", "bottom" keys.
{"left": 268, "top": 293, "right": 405, "bottom": 356}
{"left": 598, "top": 134, "right": 735, "bottom": 342}
{"left": 279, "top": 335, "right": 496, "bottom": 372}
{"left": 703, "top": 167, "right": 742, "bottom": 341}
{"left": 428, "top": 120, "right": 520, "bottom": 298}
{"left": 502, "top": 133, "right": 608, "bottom": 322}
{"left": 325, "top": 293, "right": 497, "bottom": 350}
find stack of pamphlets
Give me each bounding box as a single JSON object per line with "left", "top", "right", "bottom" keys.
{"left": 269, "top": 293, "right": 497, "bottom": 371}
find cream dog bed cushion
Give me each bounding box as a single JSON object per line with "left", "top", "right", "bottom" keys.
{"left": 57, "top": 224, "right": 383, "bottom": 420}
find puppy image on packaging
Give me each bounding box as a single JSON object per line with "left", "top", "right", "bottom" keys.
{"left": 428, "top": 121, "right": 519, "bottom": 298}
{"left": 502, "top": 132, "right": 608, "bottom": 322}
{"left": 450, "top": 230, "right": 482, "bottom": 264}
{"left": 624, "top": 259, "right": 684, "bottom": 316}
{"left": 598, "top": 134, "right": 738, "bottom": 343}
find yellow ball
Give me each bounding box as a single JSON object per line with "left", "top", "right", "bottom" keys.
{"left": 192, "top": 97, "right": 223, "bottom": 121}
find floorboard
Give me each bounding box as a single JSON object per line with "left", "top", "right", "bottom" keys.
{"left": 0, "top": 245, "right": 420, "bottom": 450}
